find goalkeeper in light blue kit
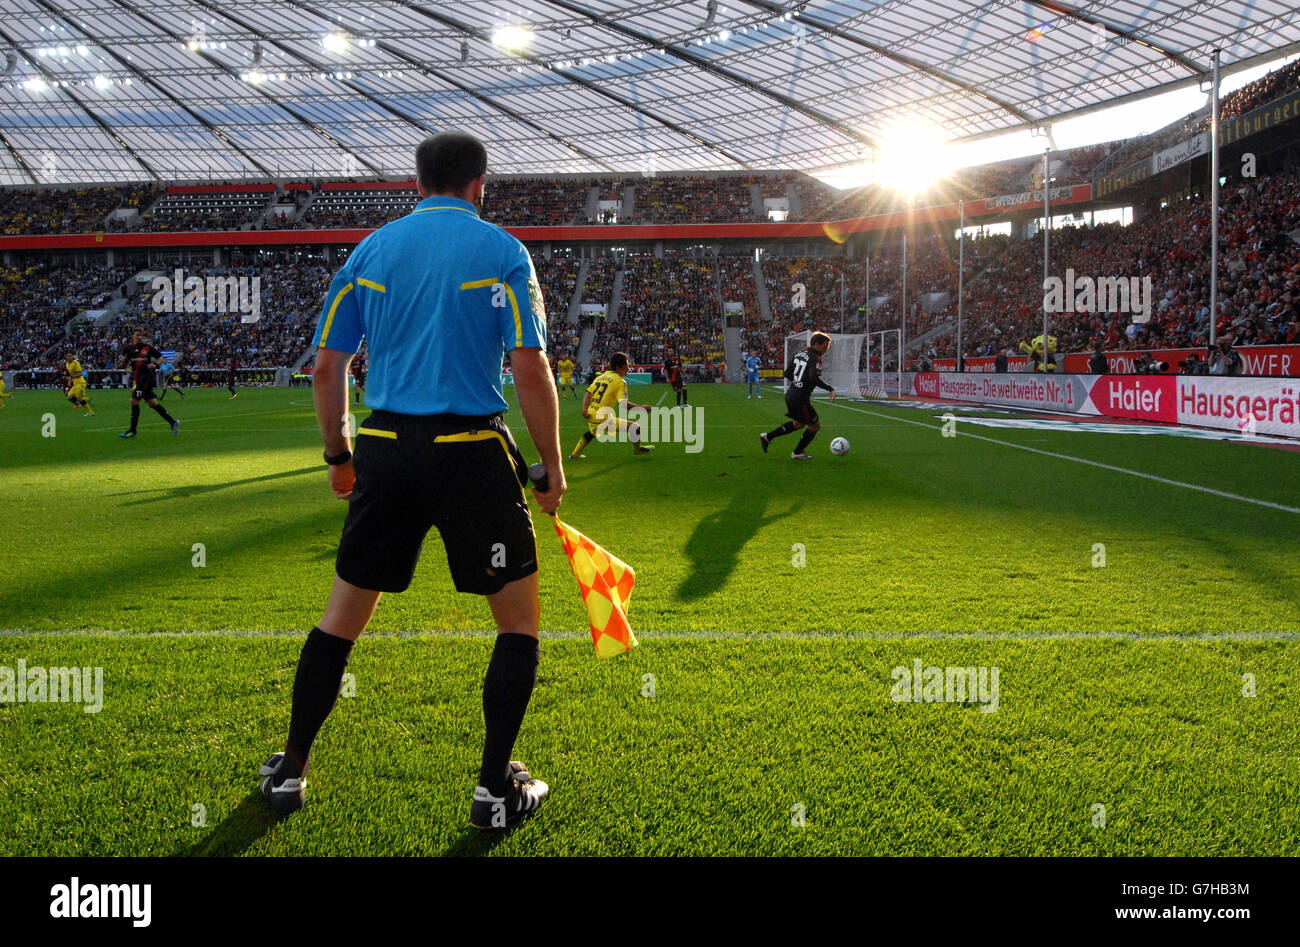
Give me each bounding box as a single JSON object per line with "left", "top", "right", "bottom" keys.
{"left": 745, "top": 350, "right": 763, "bottom": 399}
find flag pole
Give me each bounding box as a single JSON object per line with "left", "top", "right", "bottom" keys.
{"left": 901, "top": 231, "right": 907, "bottom": 369}
{"left": 1042, "top": 148, "right": 1051, "bottom": 372}
{"left": 957, "top": 199, "right": 964, "bottom": 372}
{"left": 1209, "top": 48, "right": 1221, "bottom": 350}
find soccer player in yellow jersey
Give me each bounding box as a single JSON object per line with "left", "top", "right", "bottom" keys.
{"left": 0, "top": 371, "right": 11, "bottom": 407}
{"left": 570, "top": 352, "right": 654, "bottom": 458}
{"left": 556, "top": 354, "right": 576, "bottom": 398}
{"left": 63, "top": 351, "right": 94, "bottom": 414}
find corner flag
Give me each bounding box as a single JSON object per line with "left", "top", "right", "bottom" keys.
{"left": 552, "top": 516, "right": 638, "bottom": 658}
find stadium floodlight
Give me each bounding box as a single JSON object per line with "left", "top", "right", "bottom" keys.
{"left": 93, "top": 74, "right": 111, "bottom": 90}
{"left": 492, "top": 25, "right": 533, "bottom": 53}
{"left": 23, "top": 77, "right": 47, "bottom": 92}
{"left": 322, "top": 32, "right": 350, "bottom": 55}
{"left": 874, "top": 122, "right": 949, "bottom": 195}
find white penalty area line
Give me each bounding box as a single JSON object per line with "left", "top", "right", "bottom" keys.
{"left": 1, "top": 629, "right": 1295, "bottom": 642}
{"left": 831, "top": 400, "right": 1300, "bottom": 516}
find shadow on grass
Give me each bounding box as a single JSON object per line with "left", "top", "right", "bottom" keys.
{"left": 107, "top": 466, "right": 319, "bottom": 505}
{"left": 178, "top": 791, "right": 281, "bottom": 856}
{"left": 442, "top": 827, "right": 513, "bottom": 857}
{"left": 676, "top": 491, "right": 804, "bottom": 601}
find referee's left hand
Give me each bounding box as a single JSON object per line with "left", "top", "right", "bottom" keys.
{"left": 532, "top": 462, "right": 566, "bottom": 515}
{"left": 329, "top": 460, "right": 356, "bottom": 500}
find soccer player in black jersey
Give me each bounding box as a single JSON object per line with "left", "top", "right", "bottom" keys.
{"left": 760, "top": 331, "right": 835, "bottom": 459}
{"left": 119, "top": 330, "right": 179, "bottom": 438}
{"left": 350, "top": 350, "right": 367, "bottom": 405}
{"left": 664, "top": 351, "right": 687, "bottom": 406}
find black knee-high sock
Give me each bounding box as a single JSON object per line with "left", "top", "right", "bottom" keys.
{"left": 129, "top": 403, "right": 140, "bottom": 432}
{"left": 795, "top": 428, "right": 817, "bottom": 453}
{"left": 766, "top": 420, "right": 797, "bottom": 440}
{"left": 478, "top": 633, "right": 539, "bottom": 796}
{"left": 281, "top": 628, "right": 354, "bottom": 780}
{"left": 152, "top": 403, "right": 176, "bottom": 425}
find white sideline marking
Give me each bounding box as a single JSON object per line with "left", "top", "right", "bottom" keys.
{"left": 0, "top": 629, "right": 1295, "bottom": 642}
{"left": 831, "top": 401, "right": 1300, "bottom": 515}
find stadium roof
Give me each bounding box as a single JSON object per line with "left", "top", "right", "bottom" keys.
{"left": 0, "top": 0, "right": 1298, "bottom": 185}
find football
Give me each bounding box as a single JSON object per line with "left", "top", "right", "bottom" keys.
{"left": 830, "top": 436, "right": 850, "bottom": 456}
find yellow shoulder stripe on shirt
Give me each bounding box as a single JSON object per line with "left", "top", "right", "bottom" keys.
{"left": 356, "top": 277, "right": 386, "bottom": 292}
{"left": 319, "top": 281, "right": 355, "bottom": 345}
{"left": 459, "top": 278, "right": 524, "bottom": 349}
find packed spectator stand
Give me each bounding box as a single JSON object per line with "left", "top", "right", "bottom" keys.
{"left": 4, "top": 59, "right": 1300, "bottom": 383}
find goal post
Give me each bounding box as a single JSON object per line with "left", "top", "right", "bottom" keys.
{"left": 863, "top": 329, "right": 902, "bottom": 399}
{"left": 782, "top": 330, "right": 868, "bottom": 398}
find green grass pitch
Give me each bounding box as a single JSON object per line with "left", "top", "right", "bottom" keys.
{"left": 0, "top": 383, "right": 1296, "bottom": 855}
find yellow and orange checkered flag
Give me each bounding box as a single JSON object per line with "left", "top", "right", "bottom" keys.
{"left": 552, "top": 516, "right": 638, "bottom": 658}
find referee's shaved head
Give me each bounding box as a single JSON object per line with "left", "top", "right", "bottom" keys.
{"left": 416, "top": 131, "right": 488, "bottom": 196}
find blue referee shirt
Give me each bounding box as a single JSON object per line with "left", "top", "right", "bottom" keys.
{"left": 312, "top": 195, "right": 546, "bottom": 415}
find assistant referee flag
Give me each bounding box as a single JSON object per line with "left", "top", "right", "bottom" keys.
{"left": 553, "top": 517, "right": 638, "bottom": 658}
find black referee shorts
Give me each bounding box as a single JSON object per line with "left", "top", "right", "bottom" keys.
{"left": 335, "top": 410, "right": 537, "bottom": 595}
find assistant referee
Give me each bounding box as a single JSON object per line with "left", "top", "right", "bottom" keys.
{"left": 258, "top": 131, "right": 566, "bottom": 831}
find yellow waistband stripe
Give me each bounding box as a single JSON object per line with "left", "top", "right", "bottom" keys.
{"left": 433, "top": 430, "right": 508, "bottom": 451}
{"left": 358, "top": 427, "right": 397, "bottom": 439}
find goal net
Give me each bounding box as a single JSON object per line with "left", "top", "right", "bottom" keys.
{"left": 783, "top": 331, "right": 868, "bottom": 398}
{"left": 863, "top": 329, "right": 902, "bottom": 399}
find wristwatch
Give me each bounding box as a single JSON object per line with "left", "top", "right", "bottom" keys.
{"left": 323, "top": 449, "right": 352, "bottom": 465}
